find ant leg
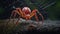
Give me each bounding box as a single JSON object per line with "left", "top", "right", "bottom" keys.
{"left": 34, "top": 13, "right": 39, "bottom": 22}
{"left": 13, "top": 11, "right": 17, "bottom": 24}
{"left": 7, "top": 10, "right": 15, "bottom": 24}
{"left": 15, "top": 16, "right": 20, "bottom": 26}
{"left": 16, "top": 8, "right": 25, "bottom": 17}
{"left": 37, "top": 11, "right": 44, "bottom": 24}
{"left": 39, "top": 13, "right": 44, "bottom": 24}
{"left": 30, "top": 10, "right": 36, "bottom": 18}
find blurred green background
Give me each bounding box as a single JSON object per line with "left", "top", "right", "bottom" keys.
{"left": 0, "top": 0, "right": 60, "bottom": 20}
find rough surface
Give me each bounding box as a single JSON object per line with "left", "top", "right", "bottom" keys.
{"left": 0, "top": 19, "right": 60, "bottom": 34}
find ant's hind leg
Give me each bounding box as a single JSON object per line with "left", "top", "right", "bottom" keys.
{"left": 13, "top": 12, "right": 17, "bottom": 24}
{"left": 39, "top": 13, "right": 44, "bottom": 24}
{"left": 15, "top": 16, "right": 20, "bottom": 26}
{"left": 7, "top": 10, "right": 15, "bottom": 24}
{"left": 34, "top": 13, "right": 39, "bottom": 22}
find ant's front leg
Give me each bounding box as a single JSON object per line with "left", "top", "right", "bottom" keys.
{"left": 30, "top": 9, "right": 37, "bottom": 18}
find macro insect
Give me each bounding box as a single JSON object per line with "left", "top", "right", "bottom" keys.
{"left": 9, "top": 7, "right": 44, "bottom": 25}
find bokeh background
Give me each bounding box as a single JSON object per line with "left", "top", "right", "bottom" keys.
{"left": 0, "top": 0, "right": 60, "bottom": 20}
{"left": 0, "top": 0, "right": 60, "bottom": 34}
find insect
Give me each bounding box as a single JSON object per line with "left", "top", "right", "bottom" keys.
{"left": 9, "top": 7, "right": 44, "bottom": 25}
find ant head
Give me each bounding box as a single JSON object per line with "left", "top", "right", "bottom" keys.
{"left": 22, "top": 7, "right": 31, "bottom": 12}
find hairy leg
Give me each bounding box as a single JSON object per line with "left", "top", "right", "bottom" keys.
{"left": 30, "top": 10, "right": 37, "bottom": 18}
{"left": 15, "top": 16, "right": 20, "bottom": 26}
{"left": 13, "top": 11, "right": 17, "bottom": 24}
{"left": 7, "top": 10, "right": 16, "bottom": 24}
{"left": 34, "top": 13, "right": 39, "bottom": 22}
{"left": 37, "top": 11, "right": 44, "bottom": 24}
{"left": 39, "top": 13, "right": 44, "bottom": 24}
{"left": 16, "top": 8, "right": 26, "bottom": 18}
